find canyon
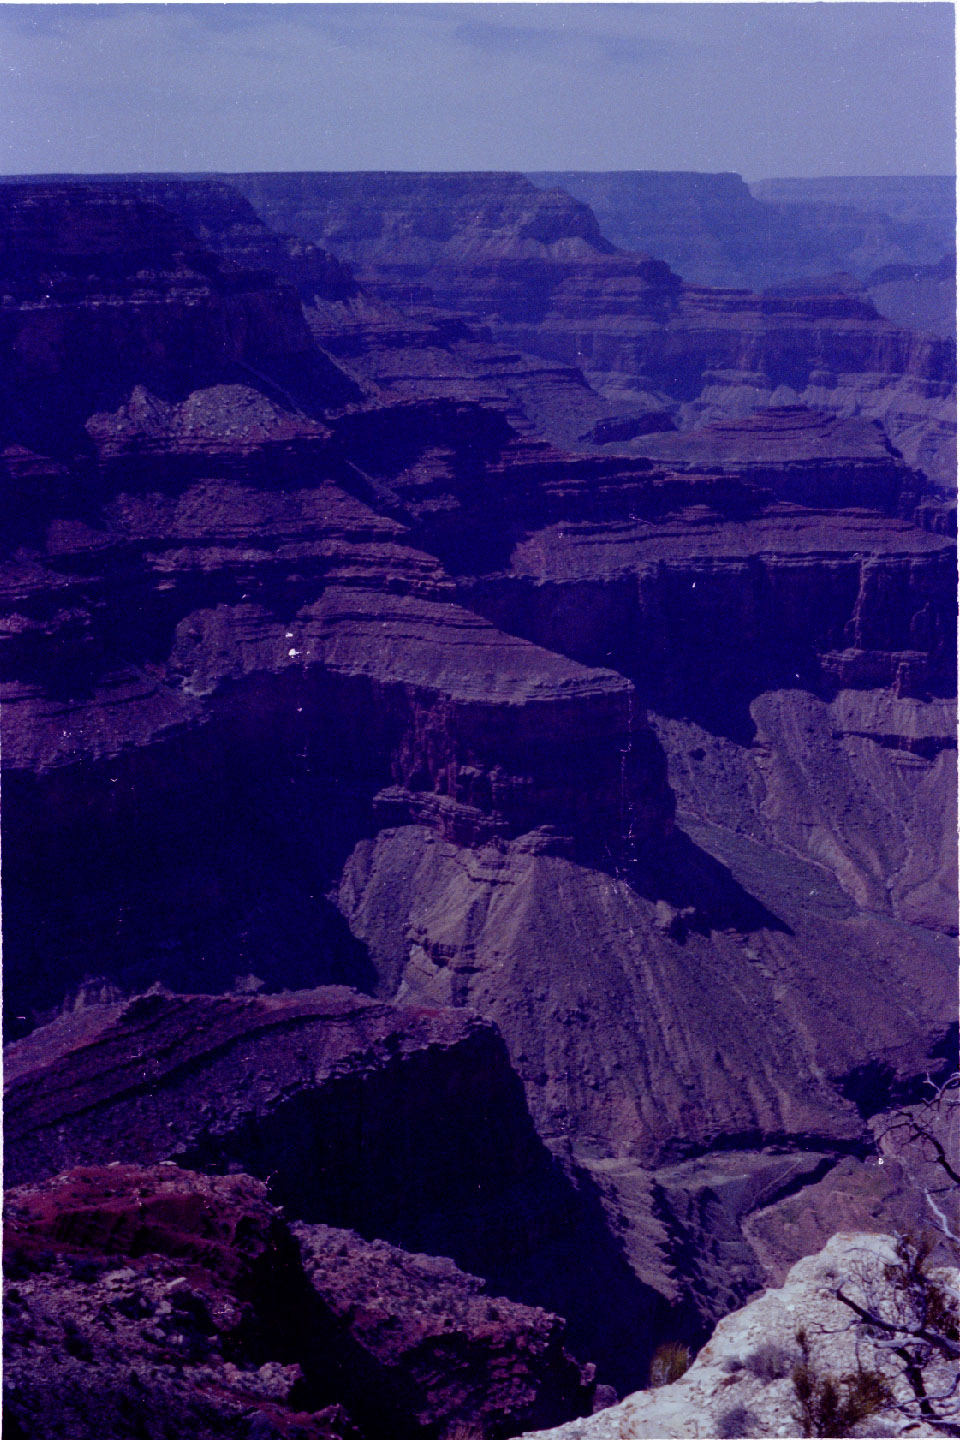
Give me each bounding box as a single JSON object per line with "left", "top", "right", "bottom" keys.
{"left": 1, "top": 170, "right": 956, "bottom": 1440}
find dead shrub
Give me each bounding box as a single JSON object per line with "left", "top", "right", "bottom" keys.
{"left": 743, "top": 1340, "right": 796, "bottom": 1381}
{"left": 715, "top": 1403, "right": 762, "bottom": 1437}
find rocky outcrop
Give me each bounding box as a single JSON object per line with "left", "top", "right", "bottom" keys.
{"left": 496, "top": 281, "right": 955, "bottom": 483}
{"left": 293, "top": 1223, "right": 596, "bottom": 1436}
{"left": 624, "top": 406, "right": 917, "bottom": 508}
{"left": 0, "top": 185, "right": 361, "bottom": 460}
{"left": 230, "top": 171, "right": 629, "bottom": 320}
{"left": 106, "top": 176, "right": 360, "bottom": 303}
{"left": 3, "top": 1163, "right": 595, "bottom": 1440}
{"left": 3, "top": 988, "right": 673, "bottom": 1395}
{"left": 4, "top": 1165, "right": 359, "bottom": 1440}
{"left": 0, "top": 174, "right": 361, "bottom": 303}
{"left": 336, "top": 814, "right": 955, "bottom": 1160}
{"left": 1, "top": 575, "right": 672, "bottom": 1032}
{"left": 522, "top": 1232, "right": 959, "bottom": 1438}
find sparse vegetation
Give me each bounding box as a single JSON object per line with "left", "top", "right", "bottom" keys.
{"left": 647, "top": 1340, "right": 692, "bottom": 1388}
{"left": 791, "top": 1328, "right": 892, "bottom": 1437}
{"left": 715, "top": 1403, "right": 762, "bottom": 1438}
{"left": 791, "top": 1076, "right": 960, "bottom": 1437}
{"left": 744, "top": 1340, "right": 796, "bottom": 1381}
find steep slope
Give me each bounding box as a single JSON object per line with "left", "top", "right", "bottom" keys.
{"left": 4, "top": 989, "right": 672, "bottom": 1394}
{"left": 230, "top": 171, "right": 623, "bottom": 319}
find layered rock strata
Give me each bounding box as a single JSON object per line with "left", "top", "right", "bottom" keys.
{"left": 2, "top": 175, "right": 956, "bottom": 1417}
{"left": 530, "top": 171, "right": 955, "bottom": 290}
{"left": 228, "top": 170, "right": 956, "bottom": 482}
{"left": 0, "top": 184, "right": 361, "bottom": 461}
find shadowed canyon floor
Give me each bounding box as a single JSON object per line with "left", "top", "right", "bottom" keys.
{"left": 2, "top": 172, "right": 956, "bottom": 1439}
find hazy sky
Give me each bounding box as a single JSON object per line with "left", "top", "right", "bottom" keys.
{"left": 0, "top": 3, "right": 954, "bottom": 178}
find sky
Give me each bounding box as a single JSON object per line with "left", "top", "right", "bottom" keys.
{"left": 0, "top": 2, "right": 954, "bottom": 179}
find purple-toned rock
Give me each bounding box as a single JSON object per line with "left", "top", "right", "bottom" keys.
{"left": 4, "top": 1163, "right": 593, "bottom": 1440}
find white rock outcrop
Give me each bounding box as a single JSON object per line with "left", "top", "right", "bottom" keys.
{"left": 524, "top": 1232, "right": 956, "bottom": 1438}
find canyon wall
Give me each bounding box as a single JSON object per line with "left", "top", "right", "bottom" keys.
{"left": 2, "top": 174, "right": 955, "bottom": 1421}
{"left": 228, "top": 171, "right": 956, "bottom": 482}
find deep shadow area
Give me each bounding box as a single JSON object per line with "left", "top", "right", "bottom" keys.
{"left": 837, "top": 1023, "right": 960, "bottom": 1118}
{"left": 175, "top": 1028, "right": 685, "bottom": 1396}
{"left": 1, "top": 736, "right": 384, "bottom": 1039}
{"left": 579, "top": 825, "right": 794, "bottom": 937}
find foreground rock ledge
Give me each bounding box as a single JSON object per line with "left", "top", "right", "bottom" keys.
{"left": 522, "top": 1232, "right": 958, "bottom": 1439}
{"left": 3, "top": 1163, "right": 595, "bottom": 1440}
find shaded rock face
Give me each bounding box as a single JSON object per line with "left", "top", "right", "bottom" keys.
{"left": 0, "top": 185, "right": 361, "bottom": 461}
{"left": 292, "top": 1223, "right": 596, "bottom": 1436}
{"left": 2, "top": 174, "right": 956, "bottom": 1418}
{"left": 3, "top": 1163, "right": 595, "bottom": 1440}
{"left": 1, "top": 174, "right": 361, "bottom": 304}
{"left": 4, "top": 990, "right": 673, "bottom": 1396}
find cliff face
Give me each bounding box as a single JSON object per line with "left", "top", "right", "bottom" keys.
{"left": 527, "top": 171, "right": 841, "bottom": 290}
{"left": 530, "top": 170, "right": 955, "bottom": 295}
{"left": 232, "top": 171, "right": 617, "bottom": 271}
{"left": 0, "top": 184, "right": 361, "bottom": 459}
{"left": 863, "top": 251, "right": 957, "bottom": 341}
{"left": 2, "top": 175, "right": 956, "bottom": 1409}
{"left": 230, "top": 171, "right": 956, "bottom": 482}
{"left": 750, "top": 175, "right": 956, "bottom": 259}
{"left": 5, "top": 989, "right": 672, "bottom": 1395}
{"left": 230, "top": 170, "right": 679, "bottom": 327}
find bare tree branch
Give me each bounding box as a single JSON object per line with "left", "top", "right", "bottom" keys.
{"left": 835, "top": 1286, "right": 960, "bottom": 1361}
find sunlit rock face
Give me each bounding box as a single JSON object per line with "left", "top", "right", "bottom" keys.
{"left": 522, "top": 1231, "right": 960, "bottom": 1440}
